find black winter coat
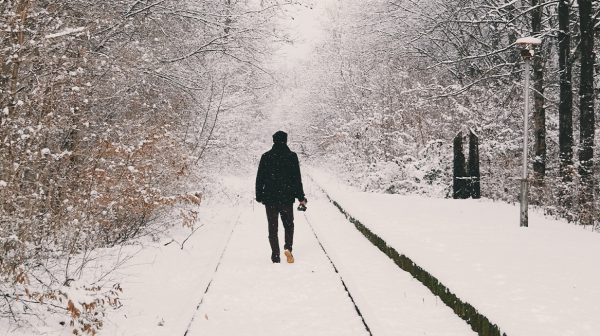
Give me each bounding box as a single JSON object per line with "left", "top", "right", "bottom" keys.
{"left": 255, "top": 143, "right": 305, "bottom": 205}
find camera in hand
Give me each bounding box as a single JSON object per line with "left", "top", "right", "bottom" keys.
{"left": 297, "top": 204, "right": 307, "bottom": 212}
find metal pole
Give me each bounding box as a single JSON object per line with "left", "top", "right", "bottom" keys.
{"left": 520, "top": 57, "right": 530, "bottom": 227}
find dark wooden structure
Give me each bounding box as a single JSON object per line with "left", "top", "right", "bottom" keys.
{"left": 453, "top": 130, "right": 480, "bottom": 199}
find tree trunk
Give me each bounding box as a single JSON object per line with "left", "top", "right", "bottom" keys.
{"left": 531, "top": 0, "right": 546, "bottom": 186}
{"left": 506, "top": 3, "right": 520, "bottom": 68}
{"left": 577, "top": 0, "right": 595, "bottom": 225}
{"left": 558, "top": 0, "right": 574, "bottom": 211}
{"left": 224, "top": 0, "right": 232, "bottom": 34}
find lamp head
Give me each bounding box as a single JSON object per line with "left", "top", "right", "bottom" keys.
{"left": 516, "top": 37, "right": 542, "bottom": 59}
{"left": 515, "top": 37, "right": 542, "bottom": 48}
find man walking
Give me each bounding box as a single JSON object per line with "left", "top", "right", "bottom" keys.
{"left": 256, "top": 131, "right": 307, "bottom": 263}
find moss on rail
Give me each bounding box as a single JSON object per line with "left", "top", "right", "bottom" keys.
{"left": 327, "top": 197, "right": 506, "bottom": 336}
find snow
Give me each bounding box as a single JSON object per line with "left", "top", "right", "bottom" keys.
{"left": 2, "top": 1, "right": 594, "bottom": 335}
{"left": 101, "top": 176, "right": 477, "bottom": 336}
{"left": 2, "top": 174, "right": 481, "bottom": 335}
{"left": 184, "top": 205, "right": 370, "bottom": 336}
{"left": 304, "top": 183, "right": 476, "bottom": 336}
{"left": 310, "top": 168, "right": 600, "bottom": 336}
{"left": 4, "top": 167, "right": 598, "bottom": 336}
{"left": 515, "top": 37, "right": 542, "bottom": 46}
{"left": 44, "top": 27, "right": 85, "bottom": 39}
{"left": 99, "top": 205, "right": 239, "bottom": 336}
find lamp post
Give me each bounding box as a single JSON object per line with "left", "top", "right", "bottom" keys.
{"left": 515, "top": 37, "right": 542, "bottom": 228}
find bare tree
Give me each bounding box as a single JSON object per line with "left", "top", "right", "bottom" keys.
{"left": 532, "top": 0, "right": 547, "bottom": 185}
{"left": 577, "top": 0, "right": 596, "bottom": 225}
{"left": 306, "top": 0, "right": 598, "bottom": 223}
{"left": 558, "top": 0, "right": 574, "bottom": 211}
{"left": 0, "top": 0, "right": 285, "bottom": 332}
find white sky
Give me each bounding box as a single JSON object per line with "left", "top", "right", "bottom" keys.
{"left": 271, "top": 1, "right": 330, "bottom": 67}
{"left": 261, "top": 1, "right": 336, "bottom": 143}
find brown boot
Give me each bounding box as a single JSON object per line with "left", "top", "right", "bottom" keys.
{"left": 284, "top": 249, "right": 294, "bottom": 263}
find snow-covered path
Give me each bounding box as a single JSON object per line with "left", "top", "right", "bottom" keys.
{"left": 184, "top": 204, "right": 370, "bottom": 336}
{"left": 100, "top": 204, "right": 242, "bottom": 336}
{"left": 14, "top": 169, "right": 599, "bottom": 336}
{"left": 101, "top": 177, "right": 475, "bottom": 336}
{"left": 303, "top": 182, "right": 476, "bottom": 336}
{"left": 95, "top": 168, "right": 600, "bottom": 336}
{"left": 184, "top": 181, "right": 475, "bottom": 335}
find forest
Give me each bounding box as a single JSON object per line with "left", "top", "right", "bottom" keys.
{"left": 306, "top": 0, "right": 599, "bottom": 225}
{"left": 0, "top": 0, "right": 598, "bottom": 333}
{"left": 0, "top": 0, "right": 279, "bottom": 331}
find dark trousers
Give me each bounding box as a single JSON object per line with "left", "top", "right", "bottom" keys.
{"left": 265, "top": 203, "right": 294, "bottom": 255}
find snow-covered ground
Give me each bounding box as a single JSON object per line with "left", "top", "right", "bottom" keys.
{"left": 311, "top": 168, "right": 600, "bottom": 336}
{"left": 100, "top": 203, "right": 241, "bottom": 336}
{"left": 102, "top": 175, "right": 475, "bottom": 336}
{"left": 5, "top": 169, "right": 598, "bottom": 336}
{"left": 4, "top": 1, "right": 596, "bottom": 335}
{"left": 2, "top": 173, "right": 477, "bottom": 335}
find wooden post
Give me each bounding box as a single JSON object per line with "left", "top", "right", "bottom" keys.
{"left": 468, "top": 130, "right": 481, "bottom": 199}
{"left": 453, "top": 132, "right": 468, "bottom": 199}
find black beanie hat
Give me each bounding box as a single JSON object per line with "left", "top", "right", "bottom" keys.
{"left": 273, "top": 131, "right": 288, "bottom": 144}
